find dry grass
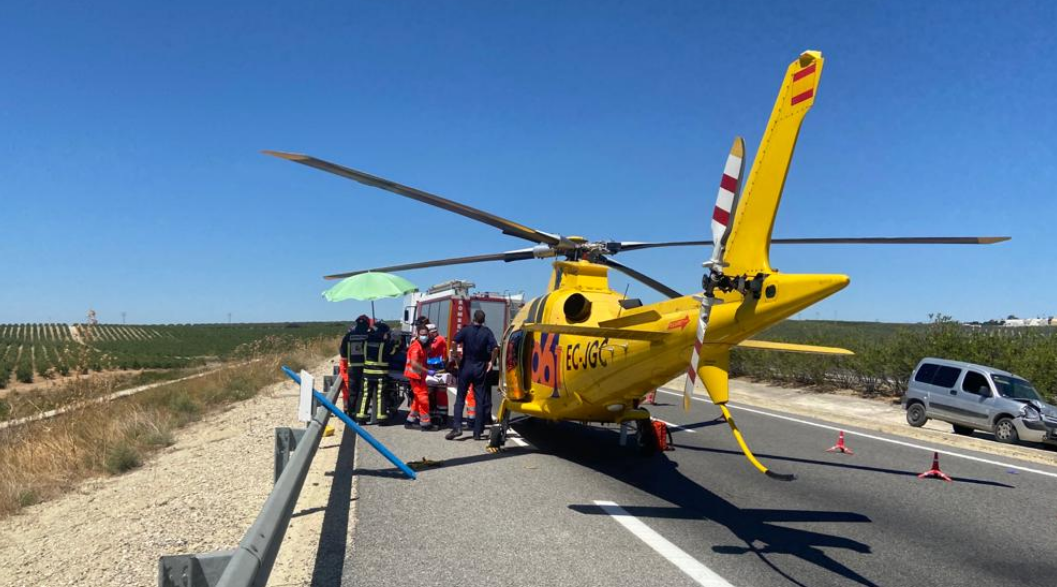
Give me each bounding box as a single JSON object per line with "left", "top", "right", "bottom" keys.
{"left": 0, "top": 336, "right": 334, "bottom": 518}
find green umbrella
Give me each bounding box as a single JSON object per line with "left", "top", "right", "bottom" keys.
{"left": 322, "top": 272, "right": 418, "bottom": 318}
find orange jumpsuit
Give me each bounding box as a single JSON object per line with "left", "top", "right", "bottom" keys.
{"left": 404, "top": 339, "right": 431, "bottom": 426}
{"left": 427, "top": 335, "right": 450, "bottom": 420}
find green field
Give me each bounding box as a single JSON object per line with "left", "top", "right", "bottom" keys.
{"left": 0, "top": 322, "right": 346, "bottom": 388}
{"left": 733, "top": 317, "right": 1057, "bottom": 401}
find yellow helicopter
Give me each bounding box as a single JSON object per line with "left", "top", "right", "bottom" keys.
{"left": 266, "top": 50, "right": 1008, "bottom": 479}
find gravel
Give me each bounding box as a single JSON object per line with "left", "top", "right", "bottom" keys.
{"left": 0, "top": 357, "right": 347, "bottom": 587}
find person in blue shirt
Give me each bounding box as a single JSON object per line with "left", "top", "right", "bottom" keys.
{"left": 446, "top": 309, "right": 499, "bottom": 440}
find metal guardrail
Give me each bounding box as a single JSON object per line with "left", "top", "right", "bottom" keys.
{"left": 158, "top": 366, "right": 415, "bottom": 587}
{"left": 158, "top": 370, "right": 342, "bottom": 587}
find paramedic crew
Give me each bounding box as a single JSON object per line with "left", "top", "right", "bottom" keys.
{"left": 427, "top": 323, "right": 447, "bottom": 367}
{"left": 446, "top": 309, "right": 499, "bottom": 441}
{"left": 403, "top": 325, "right": 434, "bottom": 431}
{"left": 426, "top": 323, "right": 450, "bottom": 427}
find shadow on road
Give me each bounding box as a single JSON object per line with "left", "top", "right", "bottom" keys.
{"left": 350, "top": 445, "right": 532, "bottom": 479}
{"left": 517, "top": 419, "right": 881, "bottom": 587}
{"left": 310, "top": 428, "right": 357, "bottom": 586}
{"left": 670, "top": 416, "right": 727, "bottom": 431}
{"left": 674, "top": 444, "right": 1016, "bottom": 488}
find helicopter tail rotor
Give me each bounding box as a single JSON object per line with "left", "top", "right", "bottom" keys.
{"left": 683, "top": 136, "right": 796, "bottom": 481}
{"left": 683, "top": 136, "right": 744, "bottom": 410}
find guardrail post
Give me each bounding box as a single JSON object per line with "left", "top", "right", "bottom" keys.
{"left": 158, "top": 550, "right": 235, "bottom": 587}
{"left": 318, "top": 375, "right": 333, "bottom": 416}
{"left": 274, "top": 427, "right": 306, "bottom": 484}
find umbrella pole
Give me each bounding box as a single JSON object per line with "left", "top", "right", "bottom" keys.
{"left": 371, "top": 300, "right": 375, "bottom": 320}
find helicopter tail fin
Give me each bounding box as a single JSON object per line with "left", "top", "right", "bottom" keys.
{"left": 722, "top": 51, "right": 823, "bottom": 276}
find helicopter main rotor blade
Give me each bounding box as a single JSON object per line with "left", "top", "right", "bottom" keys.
{"left": 599, "top": 257, "right": 683, "bottom": 299}
{"left": 771, "top": 236, "right": 1011, "bottom": 245}
{"left": 264, "top": 151, "right": 561, "bottom": 246}
{"left": 615, "top": 236, "right": 1010, "bottom": 252}
{"left": 324, "top": 248, "right": 537, "bottom": 280}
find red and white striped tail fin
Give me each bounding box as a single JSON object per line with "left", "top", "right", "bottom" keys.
{"left": 685, "top": 137, "right": 745, "bottom": 411}
{"left": 708, "top": 137, "right": 745, "bottom": 266}
{"left": 683, "top": 311, "right": 705, "bottom": 410}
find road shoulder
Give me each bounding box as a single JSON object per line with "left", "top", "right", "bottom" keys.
{"left": 664, "top": 375, "right": 1057, "bottom": 468}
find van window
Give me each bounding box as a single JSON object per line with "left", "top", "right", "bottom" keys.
{"left": 914, "top": 363, "right": 939, "bottom": 383}
{"left": 932, "top": 366, "right": 961, "bottom": 388}
{"left": 992, "top": 375, "right": 1043, "bottom": 402}
{"left": 961, "top": 371, "right": 990, "bottom": 396}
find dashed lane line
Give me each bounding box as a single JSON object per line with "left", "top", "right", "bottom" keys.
{"left": 594, "top": 500, "right": 736, "bottom": 587}
{"left": 657, "top": 388, "right": 1057, "bottom": 480}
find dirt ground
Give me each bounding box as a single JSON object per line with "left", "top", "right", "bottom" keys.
{"left": 0, "top": 357, "right": 349, "bottom": 587}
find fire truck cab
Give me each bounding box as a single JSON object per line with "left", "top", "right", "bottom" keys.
{"left": 402, "top": 280, "right": 524, "bottom": 377}
{"left": 401, "top": 279, "right": 522, "bottom": 344}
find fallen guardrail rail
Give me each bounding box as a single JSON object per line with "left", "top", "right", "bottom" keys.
{"left": 158, "top": 366, "right": 415, "bottom": 587}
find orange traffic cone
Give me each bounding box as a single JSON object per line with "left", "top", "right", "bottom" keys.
{"left": 826, "top": 430, "right": 854, "bottom": 454}
{"left": 918, "top": 451, "right": 953, "bottom": 482}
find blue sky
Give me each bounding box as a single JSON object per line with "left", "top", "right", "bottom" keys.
{"left": 1, "top": 1, "right": 1053, "bottom": 324}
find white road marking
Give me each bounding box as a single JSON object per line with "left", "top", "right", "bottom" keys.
{"left": 654, "top": 418, "right": 696, "bottom": 433}
{"left": 593, "top": 500, "right": 735, "bottom": 587}
{"left": 657, "top": 388, "right": 1057, "bottom": 480}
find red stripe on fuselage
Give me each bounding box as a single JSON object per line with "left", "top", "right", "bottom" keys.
{"left": 791, "top": 88, "right": 814, "bottom": 105}
{"left": 792, "top": 63, "right": 816, "bottom": 82}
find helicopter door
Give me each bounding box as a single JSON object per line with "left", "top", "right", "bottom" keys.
{"left": 504, "top": 330, "right": 531, "bottom": 400}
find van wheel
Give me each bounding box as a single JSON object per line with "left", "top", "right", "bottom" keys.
{"left": 906, "top": 403, "right": 928, "bottom": 427}
{"left": 993, "top": 418, "right": 1019, "bottom": 444}
{"left": 952, "top": 424, "right": 974, "bottom": 436}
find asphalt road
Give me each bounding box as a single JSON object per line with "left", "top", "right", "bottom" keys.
{"left": 333, "top": 389, "right": 1057, "bottom": 587}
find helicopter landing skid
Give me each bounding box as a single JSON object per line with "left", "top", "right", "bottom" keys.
{"left": 487, "top": 400, "right": 513, "bottom": 453}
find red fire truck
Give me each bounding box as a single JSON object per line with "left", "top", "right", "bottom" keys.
{"left": 402, "top": 280, "right": 524, "bottom": 346}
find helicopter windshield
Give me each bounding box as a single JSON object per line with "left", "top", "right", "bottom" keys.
{"left": 991, "top": 374, "right": 1042, "bottom": 402}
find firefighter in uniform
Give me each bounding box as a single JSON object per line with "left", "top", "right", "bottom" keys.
{"left": 357, "top": 321, "right": 394, "bottom": 424}
{"left": 404, "top": 324, "right": 434, "bottom": 431}
{"left": 338, "top": 315, "right": 371, "bottom": 416}
{"left": 447, "top": 309, "right": 499, "bottom": 440}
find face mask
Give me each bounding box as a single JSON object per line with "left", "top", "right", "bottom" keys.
{"left": 418, "top": 335, "right": 429, "bottom": 344}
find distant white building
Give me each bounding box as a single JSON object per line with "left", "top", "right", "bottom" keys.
{"left": 1001, "top": 317, "right": 1055, "bottom": 327}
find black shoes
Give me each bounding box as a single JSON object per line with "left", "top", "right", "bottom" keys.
{"left": 445, "top": 429, "right": 463, "bottom": 440}
{"left": 420, "top": 424, "right": 437, "bottom": 432}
